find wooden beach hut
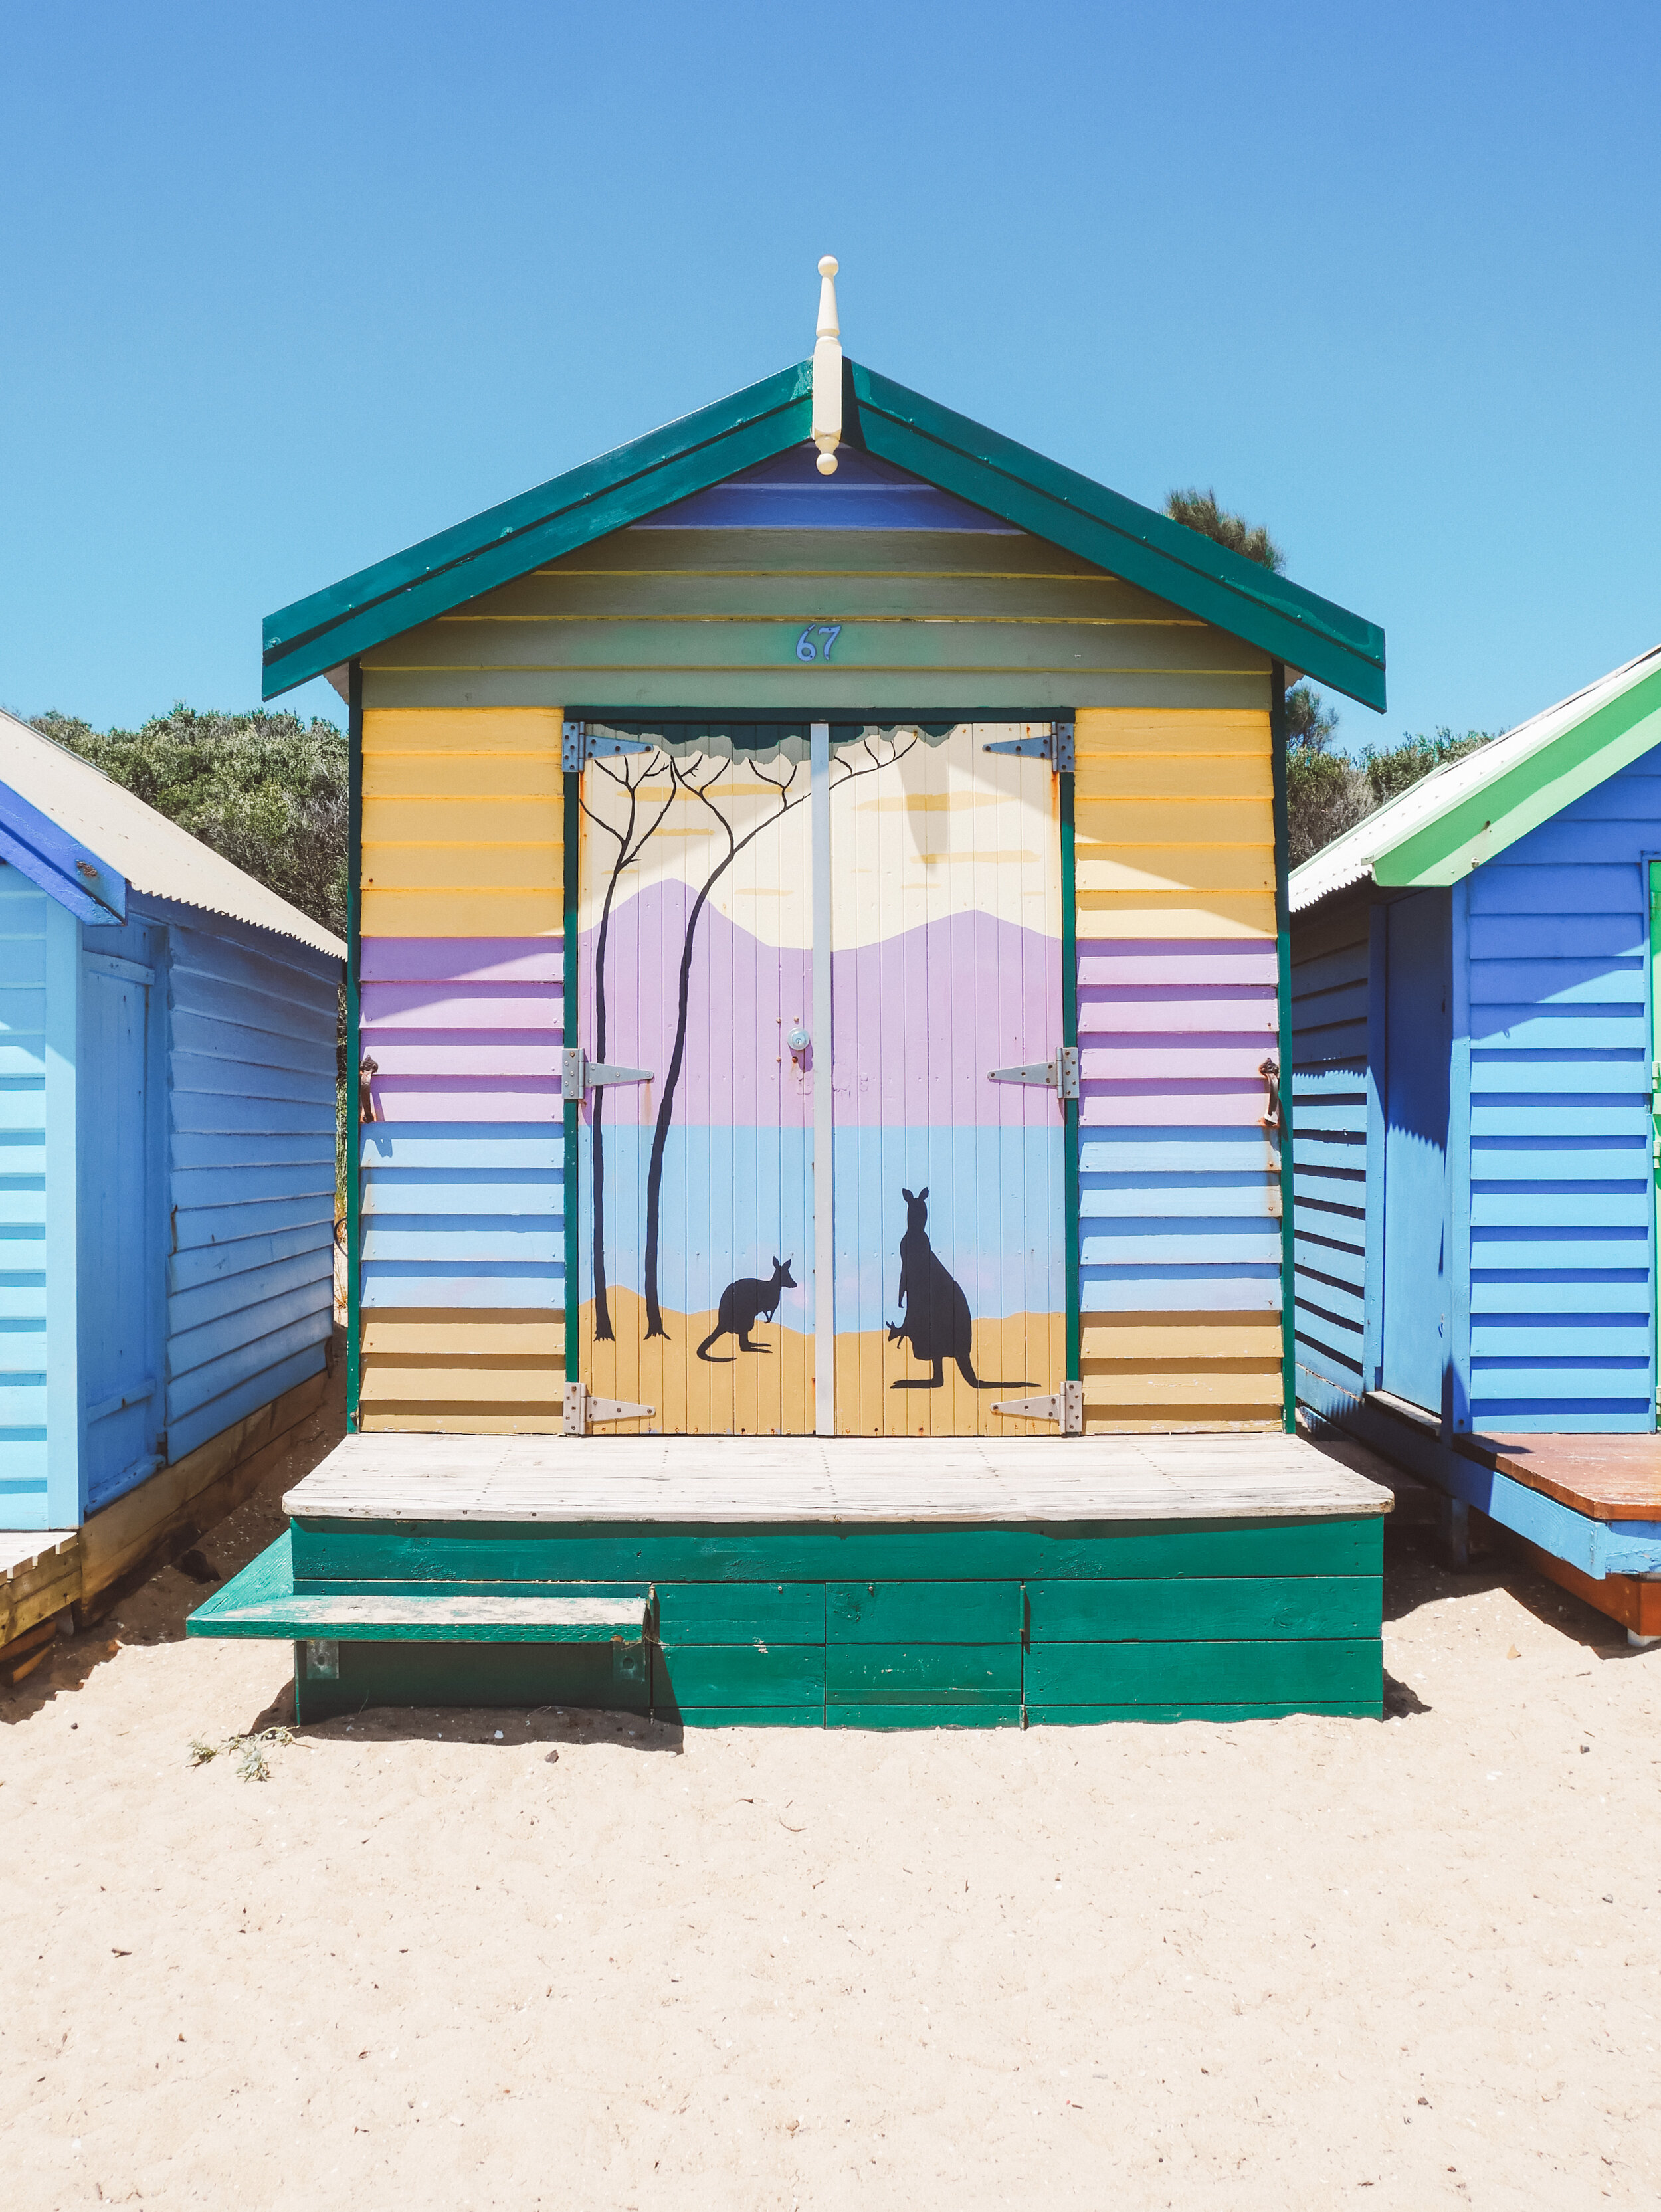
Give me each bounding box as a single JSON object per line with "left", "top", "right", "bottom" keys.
{"left": 0, "top": 711, "right": 344, "bottom": 1678}
{"left": 1290, "top": 645, "right": 1661, "bottom": 1644}
{"left": 190, "top": 260, "right": 1396, "bottom": 1726}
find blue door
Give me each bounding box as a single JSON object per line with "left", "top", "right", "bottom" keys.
{"left": 79, "top": 943, "right": 165, "bottom": 1509}
{"left": 1380, "top": 891, "right": 1451, "bottom": 1414}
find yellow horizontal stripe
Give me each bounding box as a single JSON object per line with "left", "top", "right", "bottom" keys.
{"left": 1082, "top": 1368, "right": 1283, "bottom": 1408}
{"left": 1076, "top": 800, "right": 1274, "bottom": 842}
{"left": 1072, "top": 894, "right": 1276, "bottom": 938}
{"left": 360, "top": 1362, "right": 563, "bottom": 1407}
{"left": 1076, "top": 707, "right": 1271, "bottom": 759}
{"left": 363, "top": 706, "right": 563, "bottom": 753}
{"left": 361, "top": 888, "right": 562, "bottom": 936}
{"left": 363, "top": 796, "right": 562, "bottom": 844}
{"left": 1076, "top": 854, "right": 1275, "bottom": 895}
{"left": 1084, "top": 758, "right": 1270, "bottom": 800}
{"left": 1084, "top": 1414, "right": 1280, "bottom": 1434}
{"left": 361, "top": 1312, "right": 563, "bottom": 1357}
{"left": 361, "top": 1412, "right": 563, "bottom": 1433}
{"left": 363, "top": 843, "right": 559, "bottom": 891}
{"left": 1081, "top": 1314, "right": 1284, "bottom": 1360}
{"left": 365, "top": 755, "right": 563, "bottom": 800}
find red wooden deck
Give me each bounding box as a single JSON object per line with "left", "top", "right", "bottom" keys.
{"left": 1455, "top": 1433, "right": 1661, "bottom": 1522}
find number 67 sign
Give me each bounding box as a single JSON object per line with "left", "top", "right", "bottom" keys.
{"left": 794, "top": 624, "right": 844, "bottom": 662}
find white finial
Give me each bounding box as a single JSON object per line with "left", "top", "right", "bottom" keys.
{"left": 811, "top": 254, "right": 842, "bottom": 476}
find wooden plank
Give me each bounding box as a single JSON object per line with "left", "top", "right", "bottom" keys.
{"left": 656, "top": 1583, "right": 826, "bottom": 1645}
{"left": 0, "top": 1532, "right": 81, "bottom": 1647}
{"left": 1027, "top": 1574, "right": 1379, "bottom": 1641}
{"left": 1454, "top": 1431, "right": 1661, "bottom": 1521}
{"left": 1081, "top": 1315, "right": 1284, "bottom": 1360}
{"left": 363, "top": 707, "right": 564, "bottom": 753}
{"left": 827, "top": 1704, "right": 1018, "bottom": 1729}
{"left": 296, "top": 1639, "right": 648, "bottom": 1722}
{"left": 361, "top": 1311, "right": 563, "bottom": 1356}
{"left": 672, "top": 1706, "right": 825, "bottom": 1728}
{"left": 361, "top": 889, "right": 564, "bottom": 936}
{"left": 1075, "top": 709, "right": 1271, "bottom": 759}
{"left": 656, "top": 1645, "right": 827, "bottom": 1705}
{"left": 1024, "top": 1636, "right": 1381, "bottom": 1705}
{"left": 827, "top": 1580, "right": 1019, "bottom": 1642}
{"left": 1025, "top": 1699, "right": 1377, "bottom": 1724}
{"left": 825, "top": 1643, "right": 1021, "bottom": 1699}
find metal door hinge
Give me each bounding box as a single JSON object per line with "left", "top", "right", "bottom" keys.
{"left": 989, "top": 1044, "right": 1078, "bottom": 1099}
{"left": 563, "top": 1380, "right": 654, "bottom": 1435}
{"left": 562, "top": 720, "right": 654, "bottom": 771}
{"left": 981, "top": 719, "right": 1075, "bottom": 773}
{"left": 562, "top": 1049, "right": 654, "bottom": 1101}
{"left": 991, "top": 1380, "right": 1084, "bottom": 1434}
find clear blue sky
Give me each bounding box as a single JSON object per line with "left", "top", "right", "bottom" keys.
{"left": 4, "top": 2, "right": 1656, "bottom": 752}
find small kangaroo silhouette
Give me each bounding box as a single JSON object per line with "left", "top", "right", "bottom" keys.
{"left": 890, "top": 1186, "right": 1030, "bottom": 1391}
{"left": 696, "top": 1257, "right": 797, "bottom": 1361}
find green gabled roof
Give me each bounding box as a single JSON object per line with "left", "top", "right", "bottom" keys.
{"left": 1290, "top": 643, "right": 1661, "bottom": 913}
{"left": 262, "top": 357, "right": 1387, "bottom": 709}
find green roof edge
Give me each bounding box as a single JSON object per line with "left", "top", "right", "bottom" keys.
{"left": 263, "top": 355, "right": 1386, "bottom": 709}
{"left": 1373, "top": 662, "right": 1661, "bottom": 887}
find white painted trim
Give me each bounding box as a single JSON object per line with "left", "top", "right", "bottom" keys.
{"left": 43, "top": 902, "right": 80, "bottom": 1526}
{"left": 811, "top": 721, "right": 835, "bottom": 1435}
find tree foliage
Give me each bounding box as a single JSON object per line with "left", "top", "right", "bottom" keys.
{"left": 28, "top": 704, "right": 348, "bottom": 940}
{"left": 1164, "top": 487, "right": 1285, "bottom": 573}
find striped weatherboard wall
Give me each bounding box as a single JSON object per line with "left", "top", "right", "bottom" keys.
{"left": 0, "top": 869, "right": 62, "bottom": 1528}
{"left": 1288, "top": 889, "right": 1370, "bottom": 1421}
{"left": 358, "top": 708, "right": 565, "bottom": 1431}
{"left": 161, "top": 901, "right": 340, "bottom": 1461}
{"left": 1074, "top": 710, "right": 1284, "bottom": 1431}
{"left": 1462, "top": 749, "right": 1658, "bottom": 1430}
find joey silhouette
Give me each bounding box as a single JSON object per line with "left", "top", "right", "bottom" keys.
{"left": 890, "top": 1186, "right": 1027, "bottom": 1390}
{"left": 696, "top": 1257, "right": 797, "bottom": 1361}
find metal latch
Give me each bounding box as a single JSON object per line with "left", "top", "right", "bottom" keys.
{"left": 981, "top": 719, "right": 1075, "bottom": 773}
{"left": 562, "top": 1049, "right": 654, "bottom": 1102}
{"left": 989, "top": 1044, "right": 1078, "bottom": 1099}
{"left": 562, "top": 720, "right": 654, "bottom": 771}
{"left": 991, "top": 1380, "right": 1084, "bottom": 1435}
{"left": 563, "top": 1380, "right": 654, "bottom": 1436}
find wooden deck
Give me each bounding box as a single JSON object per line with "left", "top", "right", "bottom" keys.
{"left": 284, "top": 1431, "right": 1392, "bottom": 1526}
{"left": 1457, "top": 1433, "right": 1661, "bottom": 1523}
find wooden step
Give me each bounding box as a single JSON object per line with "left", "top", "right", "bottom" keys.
{"left": 187, "top": 1532, "right": 647, "bottom": 1645}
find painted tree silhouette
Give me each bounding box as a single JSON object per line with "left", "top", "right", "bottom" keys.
{"left": 638, "top": 731, "right": 919, "bottom": 1339}
{"left": 579, "top": 754, "right": 674, "bottom": 1340}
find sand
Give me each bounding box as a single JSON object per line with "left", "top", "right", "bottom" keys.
{"left": 3, "top": 1392, "right": 1659, "bottom": 2211}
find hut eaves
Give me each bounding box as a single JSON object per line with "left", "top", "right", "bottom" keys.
{"left": 0, "top": 707, "right": 345, "bottom": 957}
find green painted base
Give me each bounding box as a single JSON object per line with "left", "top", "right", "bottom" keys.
{"left": 200, "top": 1511, "right": 1387, "bottom": 1732}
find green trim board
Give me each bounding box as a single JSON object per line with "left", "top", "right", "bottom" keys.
{"left": 345, "top": 662, "right": 363, "bottom": 1429}
{"left": 264, "top": 360, "right": 1385, "bottom": 710}
{"left": 1272, "top": 662, "right": 1296, "bottom": 1433}
{"left": 562, "top": 765, "right": 580, "bottom": 1385}
{"left": 1060, "top": 761, "right": 1082, "bottom": 1384}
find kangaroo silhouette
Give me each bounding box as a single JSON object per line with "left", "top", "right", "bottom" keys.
{"left": 890, "top": 1186, "right": 1028, "bottom": 1390}
{"left": 696, "top": 1257, "right": 797, "bottom": 1361}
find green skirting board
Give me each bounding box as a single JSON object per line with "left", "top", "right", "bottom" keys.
{"left": 189, "top": 1515, "right": 1385, "bottom": 1727}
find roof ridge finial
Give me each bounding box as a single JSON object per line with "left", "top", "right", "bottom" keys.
{"left": 811, "top": 254, "right": 842, "bottom": 476}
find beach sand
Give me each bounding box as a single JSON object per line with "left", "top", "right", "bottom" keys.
{"left": 3, "top": 1380, "right": 1658, "bottom": 2210}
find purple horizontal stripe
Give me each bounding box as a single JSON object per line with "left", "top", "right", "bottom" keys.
{"left": 362, "top": 982, "right": 561, "bottom": 1031}
{"left": 1079, "top": 990, "right": 1277, "bottom": 1035}
{"left": 1078, "top": 940, "right": 1278, "bottom": 986}
{"left": 367, "top": 1077, "right": 559, "bottom": 1123}
{"left": 364, "top": 1037, "right": 562, "bottom": 1077}
{"left": 361, "top": 938, "right": 561, "bottom": 984}
{"left": 1082, "top": 1044, "right": 1271, "bottom": 1080}
{"left": 1083, "top": 1081, "right": 1270, "bottom": 1127}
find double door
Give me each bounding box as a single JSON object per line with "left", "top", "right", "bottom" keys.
{"left": 573, "top": 723, "right": 1064, "bottom": 1435}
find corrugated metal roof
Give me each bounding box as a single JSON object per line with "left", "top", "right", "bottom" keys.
{"left": 0, "top": 709, "right": 345, "bottom": 959}
{"left": 1290, "top": 643, "right": 1661, "bottom": 915}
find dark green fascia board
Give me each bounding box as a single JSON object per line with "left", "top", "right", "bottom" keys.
{"left": 1373, "top": 661, "right": 1661, "bottom": 887}
{"left": 262, "top": 363, "right": 815, "bottom": 697}
{"left": 844, "top": 363, "right": 1385, "bottom": 712}
{"left": 264, "top": 353, "right": 1386, "bottom": 711}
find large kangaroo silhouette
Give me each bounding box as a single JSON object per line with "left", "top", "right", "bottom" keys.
{"left": 890, "top": 1187, "right": 1027, "bottom": 1390}
{"left": 696, "top": 1257, "right": 797, "bottom": 1361}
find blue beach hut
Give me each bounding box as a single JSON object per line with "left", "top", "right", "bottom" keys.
{"left": 0, "top": 710, "right": 344, "bottom": 1667}
{"left": 1290, "top": 647, "right": 1661, "bottom": 1643}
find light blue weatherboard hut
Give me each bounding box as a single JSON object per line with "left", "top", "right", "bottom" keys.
{"left": 0, "top": 711, "right": 344, "bottom": 1606}
{"left": 1290, "top": 646, "right": 1661, "bottom": 1641}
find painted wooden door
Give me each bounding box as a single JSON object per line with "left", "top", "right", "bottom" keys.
{"left": 830, "top": 728, "right": 1064, "bottom": 1434}
{"left": 1381, "top": 889, "right": 1451, "bottom": 1414}
{"left": 78, "top": 945, "right": 164, "bottom": 1509}
{"left": 578, "top": 740, "right": 816, "bottom": 1432}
